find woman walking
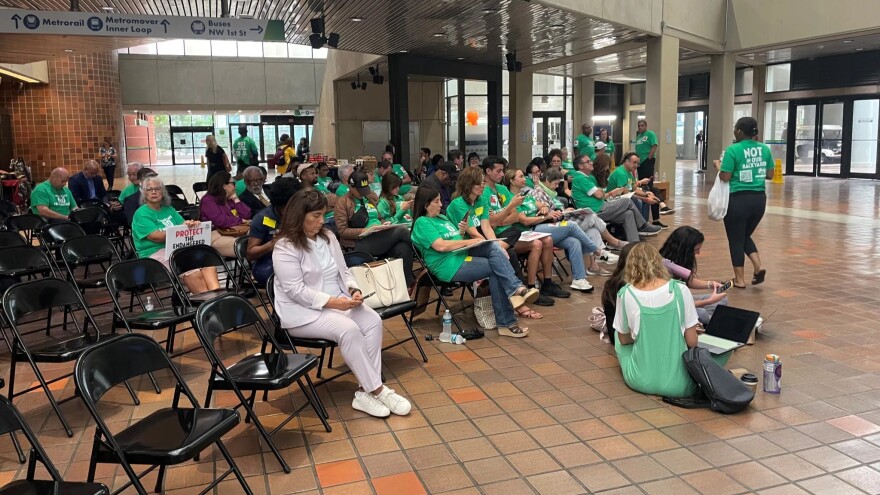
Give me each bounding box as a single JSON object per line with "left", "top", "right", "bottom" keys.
{"left": 99, "top": 137, "right": 117, "bottom": 189}
{"left": 715, "top": 117, "right": 773, "bottom": 288}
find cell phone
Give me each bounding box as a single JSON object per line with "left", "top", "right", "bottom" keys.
{"left": 716, "top": 280, "right": 733, "bottom": 294}
{"left": 361, "top": 291, "right": 376, "bottom": 299}
{"left": 519, "top": 191, "right": 528, "bottom": 197}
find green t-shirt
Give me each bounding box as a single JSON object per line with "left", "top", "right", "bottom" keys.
{"left": 635, "top": 130, "right": 658, "bottom": 163}
{"left": 377, "top": 196, "right": 411, "bottom": 225}
{"left": 720, "top": 139, "right": 774, "bottom": 193}
{"left": 131, "top": 204, "right": 184, "bottom": 258}
{"left": 392, "top": 164, "right": 412, "bottom": 195}
{"left": 571, "top": 171, "right": 604, "bottom": 213}
{"left": 446, "top": 195, "right": 489, "bottom": 232}
{"left": 315, "top": 183, "right": 334, "bottom": 219}
{"left": 353, "top": 198, "right": 381, "bottom": 228}
{"left": 561, "top": 160, "right": 575, "bottom": 172}
{"left": 576, "top": 134, "right": 596, "bottom": 161}
{"left": 232, "top": 136, "right": 258, "bottom": 165}
{"left": 606, "top": 166, "right": 635, "bottom": 192}
{"left": 481, "top": 184, "right": 514, "bottom": 234}
{"left": 317, "top": 176, "right": 332, "bottom": 190}
{"left": 411, "top": 215, "right": 466, "bottom": 282}
{"left": 516, "top": 195, "right": 539, "bottom": 217}
{"left": 118, "top": 183, "right": 138, "bottom": 203}
{"left": 604, "top": 140, "right": 616, "bottom": 155}
{"left": 235, "top": 179, "right": 246, "bottom": 196}
{"left": 335, "top": 184, "right": 349, "bottom": 197}
{"left": 30, "top": 181, "right": 76, "bottom": 217}
{"left": 525, "top": 177, "right": 535, "bottom": 188}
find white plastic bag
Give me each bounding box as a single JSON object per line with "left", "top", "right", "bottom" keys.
{"left": 707, "top": 174, "right": 729, "bottom": 220}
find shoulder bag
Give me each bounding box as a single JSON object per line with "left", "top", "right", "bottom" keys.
{"left": 350, "top": 258, "right": 410, "bottom": 309}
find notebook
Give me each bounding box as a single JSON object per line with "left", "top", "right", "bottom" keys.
{"left": 697, "top": 305, "right": 761, "bottom": 355}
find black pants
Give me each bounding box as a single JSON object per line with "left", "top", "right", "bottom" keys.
{"left": 723, "top": 191, "right": 766, "bottom": 267}
{"left": 103, "top": 165, "right": 116, "bottom": 190}
{"left": 637, "top": 158, "right": 661, "bottom": 220}
{"left": 354, "top": 226, "right": 415, "bottom": 286}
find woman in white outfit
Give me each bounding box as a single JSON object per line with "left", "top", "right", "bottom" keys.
{"left": 272, "top": 189, "right": 411, "bottom": 418}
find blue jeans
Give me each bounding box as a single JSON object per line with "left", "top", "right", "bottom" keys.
{"left": 632, "top": 197, "right": 649, "bottom": 221}
{"left": 534, "top": 222, "right": 599, "bottom": 280}
{"left": 450, "top": 242, "right": 521, "bottom": 327}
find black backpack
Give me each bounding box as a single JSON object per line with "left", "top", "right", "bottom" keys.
{"left": 663, "top": 347, "right": 754, "bottom": 414}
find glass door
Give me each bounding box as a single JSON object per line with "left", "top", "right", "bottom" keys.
{"left": 790, "top": 103, "right": 819, "bottom": 175}
{"left": 788, "top": 101, "right": 846, "bottom": 177}
{"left": 849, "top": 99, "right": 879, "bottom": 178}
{"left": 818, "top": 102, "right": 844, "bottom": 177}
{"left": 533, "top": 111, "right": 565, "bottom": 158}
{"left": 170, "top": 126, "right": 213, "bottom": 165}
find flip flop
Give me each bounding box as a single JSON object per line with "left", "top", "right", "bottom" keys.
{"left": 516, "top": 306, "right": 544, "bottom": 319}
{"left": 752, "top": 269, "right": 767, "bottom": 285}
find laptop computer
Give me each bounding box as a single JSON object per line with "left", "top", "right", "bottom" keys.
{"left": 697, "top": 305, "right": 761, "bottom": 355}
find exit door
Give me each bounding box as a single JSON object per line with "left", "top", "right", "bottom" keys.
{"left": 788, "top": 101, "right": 844, "bottom": 177}
{"left": 533, "top": 111, "right": 565, "bottom": 158}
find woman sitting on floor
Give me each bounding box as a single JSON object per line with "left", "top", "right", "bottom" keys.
{"left": 613, "top": 242, "right": 704, "bottom": 397}
{"left": 411, "top": 185, "right": 539, "bottom": 338}
{"left": 659, "top": 226, "right": 729, "bottom": 325}
{"left": 273, "top": 189, "right": 411, "bottom": 418}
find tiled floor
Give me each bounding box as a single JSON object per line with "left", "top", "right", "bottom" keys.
{"left": 6, "top": 161, "right": 880, "bottom": 494}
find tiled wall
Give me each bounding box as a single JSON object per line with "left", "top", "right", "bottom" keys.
{"left": 123, "top": 114, "right": 157, "bottom": 165}
{"left": 0, "top": 51, "right": 124, "bottom": 182}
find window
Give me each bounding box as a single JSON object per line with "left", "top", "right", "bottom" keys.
{"left": 766, "top": 64, "right": 791, "bottom": 92}
{"left": 288, "top": 44, "right": 312, "bottom": 58}
{"left": 237, "top": 41, "right": 263, "bottom": 58}
{"left": 464, "top": 80, "right": 487, "bottom": 95}
{"left": 764, "top": 101, "right": 789, "bottom": 167}
{"left": 156, "top": 39, "right": 184, "bottom": 55}
{"left": 533, "top": 74, "right": 565, "bottom": 95}
{"left": 129, "top": 43, "right": 157, "bottom": 55}
{"left": 735, "top": 68, "right": 753, "bottom": 95}
{"left": 733, "top": 103, "right": 751, "bottom": 124}
{"left": 184, "top": 39, "right": 211, "bottom": 56}
{"left": 263, "top": 42, "right": 287, "bottom": 58}
{"left": 211, "top": 40, "right": 237, "bottom": 57}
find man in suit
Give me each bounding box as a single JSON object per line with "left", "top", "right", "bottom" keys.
{"left": 68, "top": 160, "right": 107, "bottom": 205}
{"left": 238, "top": 166, "right": 269, "bottom": 213}
{"left": 123, "top": 167, "right": 157, "bottom": 226}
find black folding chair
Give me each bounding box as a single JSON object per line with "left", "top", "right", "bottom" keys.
{"left": 77, "top": 199, "right": 105, "bottom": 210}
{"left": 265, "top": 274, "right": 337, "bottom": 379}
{"left": 192, "top": 182, "right": 208, "bottom": 204}
{"left": 5, "top": 214, "right": 45, "bottom": 245}
{"left": 0, "top": 200, "right": 18, "bottom": 217}
{"left": 0, "top": 230, "right": 26, "bottom": 249}
{"left": 68, "top": 207, "right": 108, "bottom": 236}
{"left": 2, "top": 277, "right": 131, "bottom": 437}
{"left": 233, "top": 236, "right": 270, "bottom": 309}
{"left": 38, "top": 222, "right": 86, "bottom": 269}
{"left": 60, "top": 236, "right": 122, "bottom": 322}
{"left": 165, "top": 184, "right": 188, "bottom": 203}
{"left": 170, "top": 197, "right": 190, "bottom": 211}
{"left": 74, "top": 333, "right": 253, "bottom": 495}
{"left": 410, "top": 242, "right": 474, "bottom": 334}
{"left": 0, "top": 395, "right": 109, "bottom": 495}
{"left": 168, "top": 244, "right": 241, "bottom": 306}
{"left": 343, "top": 251, "right": 426, "bottom": 363}
{"left": 0, "top": 245, "right": 55, "bottom": 280}
{"left": 105, "top": 258, "right": 197, "bottom": 358}
{"left": 194, "top": 294, "right": 330, "bottom": 473}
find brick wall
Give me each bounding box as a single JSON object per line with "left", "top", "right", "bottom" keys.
{"left": 0, "top": 51, "right": 123, "bottom": 182}
{"left": 123, "top": 114, "right": 158, "bottom": 165}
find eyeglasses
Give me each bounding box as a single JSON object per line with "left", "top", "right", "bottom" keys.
{"left": 145, "top": 187, "right": 163, "bottom": 193}
{"left": 227, "top": 181, "right": 236, "bottom": 185}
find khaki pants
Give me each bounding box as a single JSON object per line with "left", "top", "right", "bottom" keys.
{"left": 210, "top": 230, "right": 237, "bottom": 258}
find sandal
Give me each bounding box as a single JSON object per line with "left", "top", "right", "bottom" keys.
{"left": 509, "top": 287, "right": 540, "bottom": 309}
{"left": 516, "top": 306, "right": 543, "bottom": 319}
{"left": 752, "top": 269, "right": 766, "bottom": 285}
{"left": 498, "top": 324, "right": 529, "bottom": 338}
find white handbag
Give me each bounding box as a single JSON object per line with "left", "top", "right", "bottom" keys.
{"left": 350, "top": 258, "right": 410, "bottom": 309}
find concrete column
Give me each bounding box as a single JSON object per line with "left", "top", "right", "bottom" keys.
{"left": 509, "top": 70, "right": 533, "bottom": 168}
{"left": 751, "top": 65, "right": 767, "bottom": 141}
{"left": 645, "top": 35, "right": 679, "bottom": 192}
{"left": 577, "top": 77, "right": 595, "bottom": 126}
{"left": 707, "top": 53, "right": 737, "bottom": 178}
{"left": 683, "top": 113, "right": 696, "bottom": 159}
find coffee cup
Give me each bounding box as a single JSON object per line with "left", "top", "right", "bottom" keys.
{"left": 741, "top": 373, "right": 758, "bottom": 393}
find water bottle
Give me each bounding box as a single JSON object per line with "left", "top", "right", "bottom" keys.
{"left": 763, "top": 354, "right": 781, "bottom": 393}
{"left": 661, "top": 171, "right": 667, "bottom": 182}
{"left": 451, "top": 334, "right": 466, "bottom": 345}
{"left": 144, "top": 296, "right": 154, "bottom": 312}
{"left": 440, "top": 310, "right": 452, "bottom": 343}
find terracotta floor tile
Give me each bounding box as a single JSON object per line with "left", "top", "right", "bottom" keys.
{"left": 526, "top": 470, "right": 587, "bottom": 495}
{"left": 406, "top": 444, "right": 457, "bottom": 470}
{"left": 418, "top": 464, "right": 474, "bottom": 493}
{"left": 796, "top": 446, "right": 860, "bottom": 472}
{"left": 529, "top": 424, "right": 578, "bottom": 447}
{"left": 836, "top": 466, "right": 880, "bottom": 494}
{"left": 371, "top": 471, "right": 427, "bottom": 495}
{"left": 315, "top": 459, "right": 366, "bottom": 488}
{"left": 361, "top": 451, "right": 412, "bottom": 478}
{"left": 565, "top": 418, "right": 617, "bottom": 441}
{"left": 321, "top": 480, "right": 373, "bottom": 495}
{"left": 394, "top": 427, "right": 442, "bottom": 449}
{"left": 489, "top": 431, "right": 541, "bottom": 455}
{"left": 762, "top": 454, "right": 826, "bottom": 482}
{"left": 636, "top": 407, "right": 689, "bottom": 428}
{"left": 682, "top": 469, "right": 747, "bottom": 495}
{"left": 446, "top": 350, "right": 480, "bottom": 363}
{"left": 798, "top": 474, "right": 866, "bottom": 495}
{"left": 625, "top": 429, "right": 680, "bottom": 453}
{"left": 569, "top": 462, "right": 630, "bottom": 492}
{"left": 352, "top": 432, "right": 400, "bottom": 456}
{"left": 587, "top": 436, "right": 642, "bottom": 460}
{"left": 310, "top": 439, "right": 356, "bottom": 464}
{"left": 506, "top": 449, "right": 562, "bottom": 477}
{"left": 448, "top": 437, "right": 500, "bottom": 462}
{"left": 447, "top": 387, "right": 489, "bottom": 404}
{"left": 828, "top": 415, "right": 880, "bottom": 437}
{"left": 603, "top": 412, "right": 654, "bottom": 434}
{"left": 640, "top": 478, "right": 701, "bottom": 495}
{"left": 480, "top": 478, "right": 538, "bottom": 495}
{"left": 546, "top": 442, "right": 603, "bottom": 468}
{"left": 612, "top": 455, "right": 672, "bottom": 483}
{"left": 464, "top": 457, "right": 518, "bottom": 485}
{"left": 722, "top": 461, "right": 788, "bottom": 490}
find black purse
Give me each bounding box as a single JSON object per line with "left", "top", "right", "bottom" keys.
{"left": 348, "top": 200, "right": 370, "bottom": 229}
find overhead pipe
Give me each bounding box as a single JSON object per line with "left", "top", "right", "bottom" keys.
{"left": 70, "top": 0, "right": 79, "bottom": 12}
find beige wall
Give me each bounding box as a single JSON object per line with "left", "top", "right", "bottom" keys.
{"left": 727, "top": 0, "right": 880, "bottom": 51}
{"left": 334, "top": 80, "right": 444, "bottom": 163}
{"left": 538, "top": 0, "right": 661, "bottom": 35}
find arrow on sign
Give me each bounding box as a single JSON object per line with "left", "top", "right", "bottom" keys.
{"left": 160, "top": 19, "right": 169, "bottom": 33}
{"left": 250, "top": 25, "right": 263, "bottom": 34}
{"left": 10, "top": 14, "right": 20, "bottom": 29}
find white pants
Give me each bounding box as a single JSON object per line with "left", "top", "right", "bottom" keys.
{"left": 575, "top": 215, "right": 605, "bottom": 248}
{"left": 287, "top": 305, "right": 384, "bottom": 392}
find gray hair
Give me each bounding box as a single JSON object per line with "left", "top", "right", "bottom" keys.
{"left": 126, "top": 162, "right": 144, "bottom": 173}
{"left": 243, "top": 166, "right": 263, "bottom": 180}
{"left": 139, "top": 176, "right": 171, "bottom": 206}
{"left": 338, "top": 162, "right": 354, "bottom": 181}
{"left": 544, "top": 168, "right": 564, "bottom": 183}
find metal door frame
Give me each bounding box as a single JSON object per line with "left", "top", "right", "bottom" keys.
{"left": 534, "top": 111, "right": 566, "bottom": 158}
{"left": 169, "top": 125, "right": 213, "bottom": 165}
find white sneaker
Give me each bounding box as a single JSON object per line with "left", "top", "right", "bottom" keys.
{"left": 598, "top": 251, "right": 619, "bottom": 264}
{"left": 375, "top": 386, "right": 412, "bottom": 416}
{"left": 352, "top": 391, "right": 390, "bottom": 418}
{"left": 570, "top": 278, "right": 594, "bottom": 291}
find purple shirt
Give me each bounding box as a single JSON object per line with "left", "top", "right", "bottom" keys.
{"left": 199, "top": 194, "right": 252, "bottom": 229}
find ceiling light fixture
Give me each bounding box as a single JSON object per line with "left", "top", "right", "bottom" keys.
{"left": 817, "top": 44, "right": 825, "bottom": 49}
{"left": 843, "top": 39, "right": 854, "bottom": 43}
{"left": 550, "top": 24, "right": 564, "bottom": 29}
{"left": 591, "top": 115, "right": 617, "bottom": 121}
{"left": 481, "top": 9, "right": 496, "bottom": 14}
{"left": 101, "top": 6, "right": 114, "bottom": 11}
{"left": 433, "top": 32, "right": 444, "bottom": 37}
{"left": 64, "top": 49, "right": 74, "bottom": 53}
{"left": 400, "top": 50, "right": 408, "bottom": 53}
{"left": 457, "top": 57, "right": 465, "bottom": 60}
{"left": 856, "top": 47, "right": 864, "bottom": 51}
{"left": 350, "top": 17, "right": 364, "bottom": 22}
{"left": 0, "top": 67, "right": 40, "bottom": 83}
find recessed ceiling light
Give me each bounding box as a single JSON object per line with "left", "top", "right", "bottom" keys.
{"left": 457, "top": 57, "right": 465, "bottom": 60}
{"left": 817, "top": 44, "right": 825, "bottom": 49}
{"left": 101, "top": 6, "right": 114, "bottom": 11}
{"left": 350, "top": 17, "right": 364, "bottom": 22}
{"left": 856, "top": 47, "right": 864, "bottom": 51}
{"left": 843, "top": 39, "right": 854, "bottom": 43}
{"left": 550, "top": 24, "right": 564, "bottom": 29}
{"left": 433, "top": 33, "right": 444, "bottom": 37}
{"left": 400, "top": 50, "right": 409, "bottom": 53}
{"left": 481, "top": 9, "right": 496, "bottom": 14}
{"left": 64, "top": 49, "right": 74, "bottom": 53}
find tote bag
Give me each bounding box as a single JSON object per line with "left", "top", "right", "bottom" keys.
{"left": 351, "top": 258, "right": 410, "bottom": 309}
{"left": 707, "top": 174, "right": 729, "bottom": 221}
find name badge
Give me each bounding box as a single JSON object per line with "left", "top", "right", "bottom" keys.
{"left": 464, "top": 256, "right": 472, "bottom": 262}
{"left": 262, "top": 217, "right": 277, "bottom": 228}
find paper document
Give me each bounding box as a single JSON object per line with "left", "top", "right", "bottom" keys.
{"left": 451, "top": 239, "right": 501, "bottom": 253}
{"left": 359, "top": 224, "right": 398, "bottom": 238}
{"left": 518, "top": 231, "right": 551, "bottom": 242}
{"left": 563, "top": 208, "right": 594, "bottom": 218}
{"left": 618, "top": 192, "right": 635, "bottom": 199}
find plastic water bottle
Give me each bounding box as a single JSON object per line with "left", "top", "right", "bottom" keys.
{"left": 144, "top": 296, "right": 154, "bottom": 312}
{"left": 661, "top": 171, "right": 667, "bottom": 182}
{"left": 440, "top": 310, "right": 452, "bottom": 343}
{"left": 451, "top": 334, "right": 467, "bottom": 345}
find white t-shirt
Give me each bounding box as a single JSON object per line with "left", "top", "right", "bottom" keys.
{"left": 613, "top": 281, "right": 699, "bottom": 339}
{"left": 309, "top": 236, "right": 343, "bottom": 296}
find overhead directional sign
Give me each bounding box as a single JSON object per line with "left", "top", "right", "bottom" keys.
{"left": 0, "top": 9, "right": 285, "bottom": 41}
